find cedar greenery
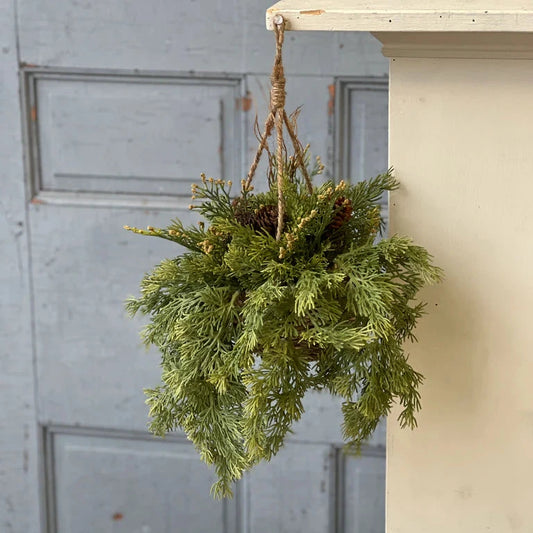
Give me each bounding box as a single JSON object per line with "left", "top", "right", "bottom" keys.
{"left": 125, "top": 157, "right": 442, "bottom": 498}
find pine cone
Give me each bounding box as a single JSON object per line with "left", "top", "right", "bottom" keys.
{"left": 251, "top": 204, "right": 279, "bottom": 237}
{"left": 232, "top": 197, "right": 254, "bottom": 227}
{"left": 233, "top": 199, "right": 281, "bottom": 237}
{"left": 323, "top": 197, "right": 353, "bottom": 256}
{"left": 325, "top": 197, "right": 353, "bottom": 233}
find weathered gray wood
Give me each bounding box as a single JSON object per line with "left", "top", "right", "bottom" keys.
{"left": 342, "top": 452, "right": 386, "bottom": 533}
{"left": 16, "top": 0, "right": 387, "bottom": 77}
{"left": 0, "top": 2, "right": 41, "bottom": 532}
{"left": 3, "top": 1, "right": 391, "bottom": 531}
{"left": 31, "top": 72, "right": 241, "bottom": 198}
{"left": 51, "top": 430, "right": 232, "bottom": 533}
{"left": 246, "top": 443, "right": 333, "bottom": 533}
{"left": 245, "top": 74, "right": 336, "bottom": 191}
{"left": 29, "top": 205, "right": 196, "bottom": 432}
{"left": 336, "top": 79, "right": 388, "bottom": 182}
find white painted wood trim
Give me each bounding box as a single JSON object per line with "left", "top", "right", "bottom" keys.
{"left": 380, "top": 45, "right": 533, "bottom": 60}
{"left": 266, "top": 1, "right": 533, "bottom": 32}
{"left": 373, "top": 32, "right": 533, "bottom": 59}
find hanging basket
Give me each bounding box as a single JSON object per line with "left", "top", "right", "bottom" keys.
{"left": 124, "top": 17, "right": 442, "bottom": 498}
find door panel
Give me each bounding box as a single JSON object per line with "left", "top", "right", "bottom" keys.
{"left": 347, "top": 87, "right": 389, "bottom": 184}
{"left": 50, "top": 429, "right": 237, "bottom": 533}
{"left": 247, "top": 443, "right": 333, "bottom": 533}
{"left": 30, "top": 205, "right": 181, "bottom": 430}
{"left": 25, "top": 69, "right": 242, "bottom": 206}
{"left": 340, "top": 450, "right": 386, "bottom": 533}
{"left": 336, "top": 78, "right": 390, "bottom": 232}
{"left": 336, "top": 80, "right": 389, "bottom": 188}
{"left": 34, "top": 74, "right": 240, "bottom": 196}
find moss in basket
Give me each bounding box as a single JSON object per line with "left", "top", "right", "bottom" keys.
{"left": 124, "top": 156, "right": 442, "bottom": 498}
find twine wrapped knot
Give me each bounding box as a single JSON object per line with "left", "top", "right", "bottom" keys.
{"left": 244, "top": 16, "right": 313, "bottom": 241}
{"left": 270, "top": 23, "right": 286, "bottom": 112}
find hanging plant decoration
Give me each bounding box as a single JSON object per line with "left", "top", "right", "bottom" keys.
{"left": 125, "top": 17, "right": 442, "bottom": 498}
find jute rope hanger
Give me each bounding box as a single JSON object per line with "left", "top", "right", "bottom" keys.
{"left": 244, "top": 15, "right": 313, "bottom": 241}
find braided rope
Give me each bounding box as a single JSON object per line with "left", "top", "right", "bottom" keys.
{"left": 244, "top": 16, "right": 312, "bottom": 240}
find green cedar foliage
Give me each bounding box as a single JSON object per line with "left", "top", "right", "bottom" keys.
{"left": 125, "top": 160, "right": 442, "bottom": 498}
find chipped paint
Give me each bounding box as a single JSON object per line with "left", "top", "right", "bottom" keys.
{"left": 237, "top": 93, "right": 253, "bottom": 112}
{"left": 23, "top": 450, "right": 29, "bottom": 473}
{"left": 300, "top": 9, "right": 325, "bottom": 16}
{"left": 328, "top": 83, "right": 335, "bottom": 116}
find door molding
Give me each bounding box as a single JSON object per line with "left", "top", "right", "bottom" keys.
{"left": 20, "top": 67, "right": 246, "bottom": 210}
{"left": 334, "top": 76, "right": 389, "bottom": 180}
{"left": 42, "top": 424, "right": 243, "bottom": 533}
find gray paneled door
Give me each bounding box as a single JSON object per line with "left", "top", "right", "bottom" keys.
{"left": 1, "top": 2, "right": 389, "bottom": 532}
